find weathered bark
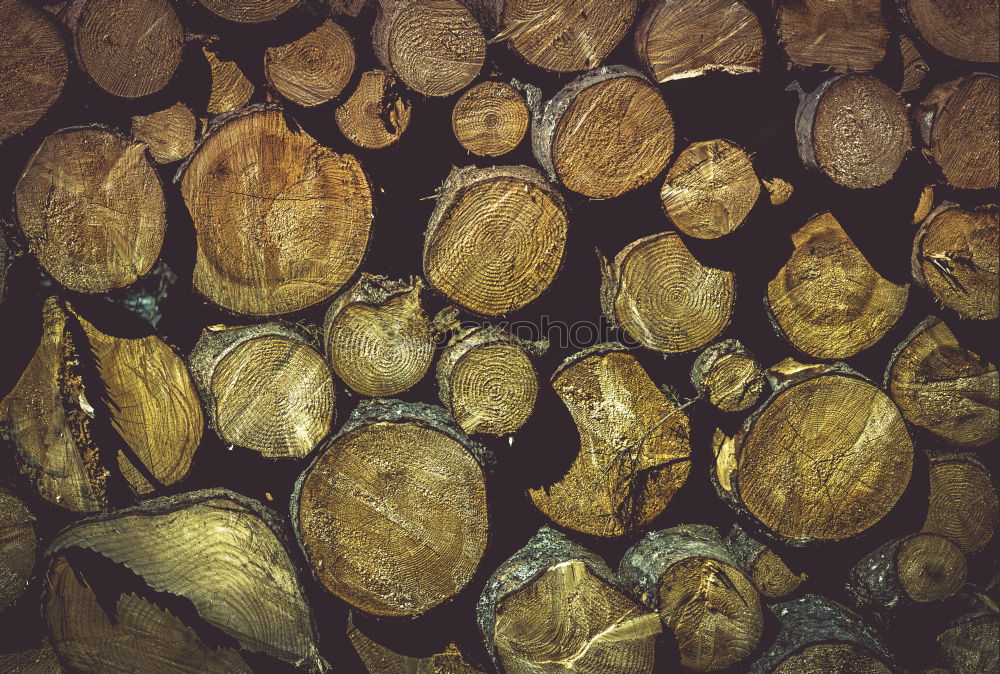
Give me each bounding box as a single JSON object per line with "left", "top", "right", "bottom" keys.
{"left": 132, "top": 102, "right": 198, "bottom": 164}
{"left": 265, "top": 19, "right": 355, "bottom": 107}
{"left": 335, "top": 69, "right": 412, "bottom": 149}
{"left": 897, "top": 0, "right": 999, "bottom": 64}
{"left": 691, "top": 339, "right": 766, "bottom": 413}
{"left": 922, "top": 451, "right": 999, "bottom": 553}
{"left": 776, "top": 0, "right": 889, "bottom": 72}
{"left": 724, "top": 524, "right": 806, "bottom": 598}
{"left": 0, "top": 487, "right": 37, "bottom": 612}
{"left": 452, "top": 81, "right": 530, "bottom": 157}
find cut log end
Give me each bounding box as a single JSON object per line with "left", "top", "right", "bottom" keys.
{"left": 132, "top": 102, "right": 198, "bottom": 164}
{"left": 452, "top": 81, "right": 529, "bottom": 157}
{"left": 0, "top": 488, "right": 36, "bottom": 612}
{"left": 897, "top": 534, "right": 967, "bottom": 603}
{"left": 923, "top": 453, "right": 999, "bottom": 553}
{"left": 265, "top": 20, "right": 355, "bottom": 107}
{"left": 902, "top": 0, "right": 1000, "bottom": 63}
{"left": 777, "top": 0, "right": 889, "bottom": 72}
{"left": 336, "top": 69, "right": 412, "bottom": 149}
{"left": 202, "top": 44, "right": 254, "bottom": 115}
{"left": 692, "top": 339, "right": 766, "bottom": 413}
{"left": 197, "top": 0, "right": 298, "bottom": 23}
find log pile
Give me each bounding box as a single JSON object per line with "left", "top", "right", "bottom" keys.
{"left": 0, "top": 0, "right": 996, "bottom": 672}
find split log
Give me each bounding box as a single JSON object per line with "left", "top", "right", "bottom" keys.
{"left": 915, "top": 74, "right": 999, "bottom": 191}
{"left": 634, "top": 0, "right": 763, "bottom": 83}
{"left": 476, "top": 526, "right": 661, "bottom": 674}
{"left": 934, "top": 593, "right": 999, "bottom": 674}
{"left": 899, "top": 35, "right": 929, "bottom": 93}
{"left": 371, "top": 0, "right": 485, "bottom": 97}
{"left": 348, "top": 619, "right": 486, "bottom": 673}
{"left": 763, "top": 177, "right": 794, "bottom": 205}
{"left": 748, "top": 595, "right": 894, "bottom": 673}
{"left": 528, "top": 344, "right": 691, "bottom": 538}
{"left": 189, "top": 323, "right": 335, "bottom": 458}
{"left": 795, "top": 73, "right": 912, "bottom": 189}
{"left": 293, "top": 400, "right": 490, "bottom": 617}
{"left": 532, "top": 65, "right": 674, "bottom": 199}
{"left": 45, "top": 489, "right": 324, "bottom": 671}
{"left": 691, "top": 339, "right": 766, "bottom": 413}
{"left": 776, "top": 0, "right": 889, "bottom": 72}
{"left": 469, "top": 0, "right": 637, "bottom": 73}
{"left": 0, "top": 487, "right": 36, "bottom": 612}
{"left": 202, "top": 42, "right": 254, "bottom": 115}
{"left": 61, "top": 0, "right": 182, "bottom": 98}
{"left": 196, "top": 0, "right": 298, "bottom": 23}
{"left": 424, "top": 165, "right": 567, "bottom": 316}
{"left": 897, "top": 0, "right": 999, "bottom": 64}
{"left": 264, "top": 19, "right": 355, "bottom": 107}
{"left": 913, "top": 203, "right": 998, "bottom": 320}
{"left": 132, "top": 102, "right": 198, "bottom": 164}
{"left": 725, "top": 524, "right": 806, "bottom": 599}
{"left": 766, "top": 212, "right": 909, "bottom": 359}
{"left": 179, "top": 105, "right": 373, "bottom": 315}
{"left": 452, "top": 80, "right": 529, "bottom": 156}
{"left": 0, "top": 0, "right": 68, "bottom": 143}
{"left": 714, "top": 360, "right": 914, "bottom": 545}
{"left": 436, "top": 325, "right": 543, "bottom": 435}
{"left": 619, "top": 524, "right": 764, "bottom": 671}
{"left": 660, "top": 139, "right": 760, "bottom": 239}
{"left": 847, "top": 533, "right": 967, "bottom": 623}
{"left": 922, "top": 451, "right": 999, "bottom": 553}
{"left": 323, "top": 274, "right": 434, "bottom": 397}
{"left": 913, "top": 184, "right": 935, "bottom": 224}
{"left": 15, "top": 125, "right": 166, "bottom": 293}
{"left": 335, "top": 69, "right": 412, "bottom": 149}
{"left": 885, "top": 316, "right": 998, "bottom": 448}
{"left": 0, "top": 640, "right": 61, "bottom": 674}
{"left": 601, "top": 231, "right": 735, "bottom": 354}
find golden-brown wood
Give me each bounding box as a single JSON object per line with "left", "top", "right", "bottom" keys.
{"left": 725, "top": 524, "right": 807, "bottom": 599}
{"left": 180, "top": 105, "right": 373, "bottom": 315}
{"left": 336, "top": 69, "right": 412, "bottom": 149}
{"left": 691, "top": 339, "right": 766, "bottom": 413}
{"left": 767, "top": 212, "right": 909, "bottom": 359}
{"left": 0, "top": 0, "right": 68, "bottom": 143}
{"left": 900, "top": 0, "right": 999, "bottom": 64}
{"left": 190, "top": 323, "right": 335, "bottom": 458}
{"left": 602, "top": 231, "right": 735, "bottom": 354}
{"left": 197, "top": 0, "right": 298, "bottom": 23}
{"left": 529, "top": 346, "right": 691, "bottom": 537}
{"left": 899, "top": 35, "right": 930, "bottom": 93}
{"left": 294, "top": 400, "right": 489, "bottom": 617}
{"left": 202, "top": 43, "right": 254, "bottom": 115}
{"left": 923, "top": 452, "right": 999, "bottom": 553}
{"left": 777, "top": 0, "right": 889, "bottom": 72}
{"left": 0, "top": 487, "right": 36, "bottom": 612}
{"left": 661, "top": 139, "right": 760, "bottom": 239}
{"left": 265, "top": 19, "right": 355, "bottom": 107}
{"left": 15, "top": 125, "right": 166, "bottom": 293}
{"left": 635, "top": 0, "right": 763, "bottom": 82}
{"left": 452, "top": 81, "right": 529, "bottom": 156}
{"left": 348, "top": 622, "right": 486, "bottom": 674}
{"left": 324, "top": 274, "right": 434, "bottom": 397}
{"left": 763, "top": 176, "right": 794, "bottom": 205}
{"left": 886, "top": 316, "right": 998, "bottom": 448}
{"left": 913, "top": 185, "right": 936, "bottom": 224}
{"left": 424, "top": 165, "right": 567, "bottom": 316}
{"left": 131, "top": 102, "right": 198, "bottom": 164}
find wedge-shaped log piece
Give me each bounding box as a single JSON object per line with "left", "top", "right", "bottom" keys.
{"left": 725, "top": 524, "right": 806, "bottom": 599}
{"left": 348, "top": 618, "right": 486, "bottom": 673}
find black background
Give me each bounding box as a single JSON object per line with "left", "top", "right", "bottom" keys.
{"left": 1, "top": 0, "right": 998, "bottom": 671}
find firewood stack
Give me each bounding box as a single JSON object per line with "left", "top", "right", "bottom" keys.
{"left": 0, "top": 0, "right": 997, "bottom": 672}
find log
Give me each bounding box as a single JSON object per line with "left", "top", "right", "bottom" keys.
{"left": 62, "top": 0, "right": 183, "bottom": 99}
{"left": 766, "top": 212, "right": 909, "bottom": 359}
{"left": 0, "top": 487, "right": 36, "bottom": 612}
{"left": 326, "top": 0, "right": 368, "bottom": 16}
{"left": 45, "top": 488, "right": 323, "bottom": 671}
{"left": 724, "top": 524, "right": 806, "bottom": 599}
{"left": 795, "top": 73, "right": 912, "bottom": 189}
{"left": 436, "top": 325, "right": 544, "bottom": 436}
{"left": 748, "top": 594, "right": 894, "bottom": 673}
{"left": 452, "top": 80, "right": 529, "bottom": 157}
{"left": 476, "top": 526, "right": 661, "bottom": 674}
{"left": 196, "top": 0, "right": 298, "bottom": 23}
{"left": 15, "top": 125, "right": 166, "bottom": 293}
{"left": 776, "top": 0, "right": 889, "bottom": 72}
{"left": 912, "top": 202, "right": 998, "bottom": 320}
{"left": 323, "top": 274, "right": 434, "bottom": 397}
{"left": 715, "top": 360, "right": 914, "bottom": 545}
{"left": 532, "top": 65, "right": 675, "bottom": 199}
{"left": 634, "top": 0, "right": 763, "bottom": 83}
{"left": 264, "top": 19, "right": 355, "bottom": 107}
{"left": 660, "top": 139, "right": 760, "bottom": 239}
{"left": 335, "top": 69, "right": 412, "bottom": 149}
{"left": 934, "top": 593, "right": 999, "bottom": 674}
{"left": 189, "top": 323, "right": 335, "bottom": 458}
{"left": 885, "top": 316, "right": 998, "bottom": 448}
{"left": 178, "top": 105, "right": 373, "bottom": 315}
{"left": 424, "top": 165, "right": 567, "bottom": 316}
{"left": 847, "top": 533, "right": 967, "bottom": 624}
{"left": 913, "top": 184, "right": 935, "bottom": 224}
{"left": 763, "top": 176, "right": 794, "bottom": 205}
{"left": 371, "top": 0, "right": 485, "bottom": 97}
{"left": 897, "top": 0, "right": 999, "bottom": 64}
{"left": 600, "top": 231, "right": 735, "bottom": 354}
{"left": 619, "top": 524, "right": 764, "bottom": 671}
{"left": 0, "top": 640, "right": 62, "bottom": 674}
{"left": 0, "top": 0, "right": 68, "bottom": 143}
{"left": 348, "top": 619, "right": 486, "bottom": 673}
{"left": 202, "top": 42, "right": 254, "bottom": 115}
{"left": 691, "top": 339, "right": 766, "bottom": 413}
{"left": 915, "top": 74, "right": 999, "bottom": 191}
{"left": 131, "top": 102, "right": 198, "bottom": 164}
{"left": 469, "top": 0, "right": 637, "bottom": 73}
{"left": 899, "top": 35, "right": 930, "bottom": 94}
{"left": 922, "top": 451, "right": 999, "bottom": 553}
{"left": 528, "top": 344, "right": 691, "bottom": 538}
{"left": 292, "top": 399, "right": 490, "bottom": 617}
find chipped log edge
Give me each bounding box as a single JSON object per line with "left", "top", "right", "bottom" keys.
{"left": 911, "top": 201, "right": 997, "bottom": 295}
{"left": 474, "top": 526, "right": 624, "bottom": 667}
{"left": 690, "top": 338, "right": 763, "bottom": 400}
{"left": 46, "top": 487, "right": 327, "bottom": 672}
{"left": 748, "top": 594, "right": 894, "bottom": 674}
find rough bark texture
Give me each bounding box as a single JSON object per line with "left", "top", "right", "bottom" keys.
{"left": 724, "top": 524, "right": 806, "bottom": 599}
